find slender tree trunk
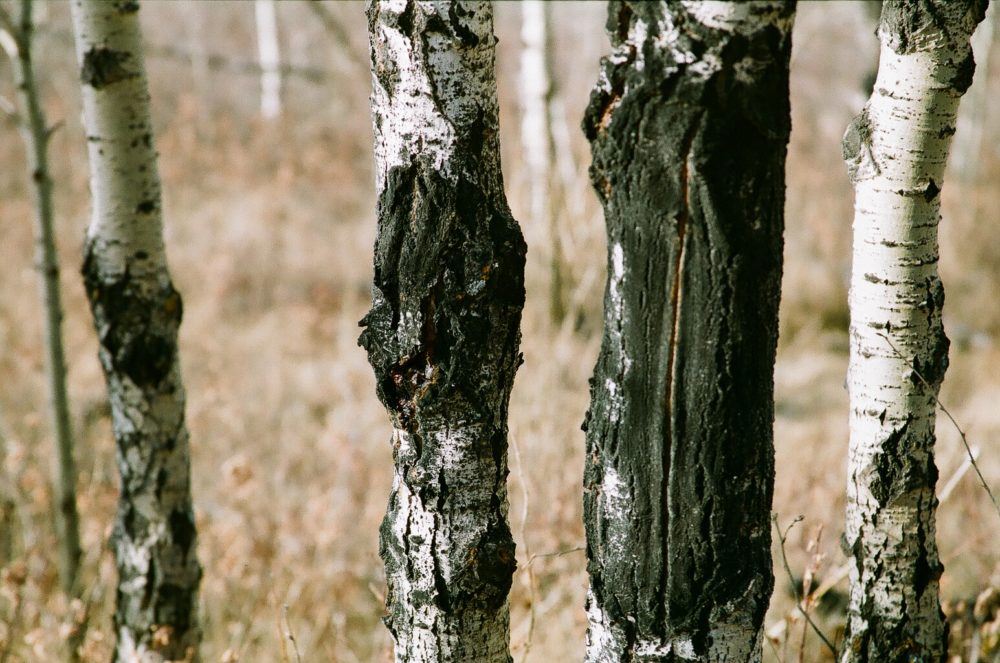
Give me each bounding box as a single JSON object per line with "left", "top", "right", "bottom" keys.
{"left": 70, "top": 1, "right": 202, "bottom": 660}
{"left": 360, "top": 2, "right": 525, "bottom": 661}
{"left": 519, "top": 0, "right": 565, "bottom": 324}
{"left": 254, "top": 0, "right": 281, "bottom": 120}
{"left": 841, "top": 2, "right": 987, "bottom": 661}
{"left": 6, "top": 0, "right": 82, "bottom": 598}
{"left": 581, "top": 2, "right": 794, "bottom": 661}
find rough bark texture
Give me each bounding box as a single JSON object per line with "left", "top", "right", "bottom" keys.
{"left": 841, "top": 2, "right": 987, "bottom": 662}
{"left": 71, "top": 1, "right": 202, "bottom": 661}
{"left": 9, "top": 0, "right": 83, "bottom": 597}
{"left": 360, "top": 2, "right": 525, "bottom": 662}
{"left": 581, "top": 2, "right": 794, "bottom": 661}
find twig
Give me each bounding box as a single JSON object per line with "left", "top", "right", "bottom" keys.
{"left": 0, "top": 94, "right": 20, "bottom": 124}
{"left": 771, "top": 514, "right": 838, "bottom": 658}
{"left": 510, "top": 433, "right": 537, "bottom": 663}
{"left": 282, "top": 604, "right": 303, "bottom": 663}
{"left": 528, "top": 546, "right": 585, "bottom": 563}
{"left": 877, "top": 332, "right": 1000, "bottom": 521}
{"left": 0, "top": 4, "right": 18, "bottom": 44}
{"left": 939, "top": 446, "right": 979, "bottom": 502}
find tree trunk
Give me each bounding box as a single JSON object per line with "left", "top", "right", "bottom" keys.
{"left": 360, "top": 2, "right": 525, "bottom": 662}
{"left": 519, "top": 0, "right": 565, "bottom": 324}
{"left": 581, "top": 2, "right": 794, "bottom": 661}
{"left": 841, "top": 2, "right": 987, "bottom": 661}
{"left": 254, "top": 0, "right": 281, "bottom": 120}
{"left": 70, "top": 1, "right": 202, "bottom": 660}
{"left": 6, "top": 0, "right": 83, "bottom": 598}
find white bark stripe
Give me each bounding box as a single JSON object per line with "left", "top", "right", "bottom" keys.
{"left": 370, "top": 0, "right": 498, "bottom": 192}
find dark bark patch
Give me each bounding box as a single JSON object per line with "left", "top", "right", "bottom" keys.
{"left": 949, "top": 51, "right": 977, "bottom": 94}
{"left": 169, "top": 509, "right": 197, "bottom": 557}
{"left": 83, "top": 248, "right": 184, "bottom": 389}
{"left": 922, "top": 179, "right": 940, "bottom": 202}
{"left": 880, "top": 0, "right": 987, "bottom": 56}
{"left": 114, "top": 0, "right": 140, "bottom": 14}
{"left": 80, "top": 47, "right": 136, "bottom": 89}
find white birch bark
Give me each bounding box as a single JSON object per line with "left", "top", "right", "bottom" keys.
{"left": 255, "top": 0, "right": 282, "bottom": 120}
{"left": 5, "top": 0, "right": 83, "bottom": 597}
{"left": 71, "top": 1, "right": 202, "bottom": 660}
{"left": 363, "top": 2, "right": 524, "bottom": 661}
{"left": 841, "top": 1, "right": 987, "bottom": 660}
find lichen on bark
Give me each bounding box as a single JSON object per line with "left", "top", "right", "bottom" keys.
{"left": 581, "top": 2, "right": 795, "bottom": 661}
{"left": 360, "top": 2, "right": 525, "bottom": 661}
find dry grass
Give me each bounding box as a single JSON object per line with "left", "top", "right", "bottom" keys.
{"left": 0, "top": 2, "right": 997, "bottom": 662}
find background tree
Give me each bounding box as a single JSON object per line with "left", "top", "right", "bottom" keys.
{"left": 70, "top": 0, "right": 202, "bottom": 660}
{"left": 841, "top": 1, "right": 988, "bottom": 660}
{"left": 519, "top": 0, "right": 565, "bottom": 325}
{"left": 0, "top": 0, "right": 82, "bottom": 599}
{"left": 581, "top": 2, "right": 795, "bottom": 660}
{"left": 254, "top": 0, "right": 281, "bottom": 120}
{"left": 360, "top": 1, "right": 526, "bottom": 661}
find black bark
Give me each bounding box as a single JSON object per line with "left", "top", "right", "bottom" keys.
{"left": 582, "top": 2, "right": 794, "bottom": 660}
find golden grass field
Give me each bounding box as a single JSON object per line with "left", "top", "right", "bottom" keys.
{"left": 0, "top": 2, "right": 997, "bottom": 661}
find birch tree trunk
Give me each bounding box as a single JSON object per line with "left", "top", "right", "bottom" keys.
{"left": 254, "top": 0, "right": 281, "bottom": 120}
{"left": 581, "top": 2, "right": 794, "bottom": 660}
{"left": 4, "top": 0, "right": 83, "bottom": 598}
{"left": 71, "top": 2, "right": 202, "bottom": 660}
{"left": 841, "top": 1, "right": 987, "bottom": 661}
{"left": 360, "top": 2, "right": 525, "bottom": 662}
{"left": 519, "top": 0, "right": 564, "bottom": 324}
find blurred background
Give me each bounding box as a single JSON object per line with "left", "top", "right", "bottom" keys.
{"left": 0, "top": 2, "right": 997, "bottom": 661}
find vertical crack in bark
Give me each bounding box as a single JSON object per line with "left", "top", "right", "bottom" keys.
{"left": 661, "top": 116, "right": 699, "bottom": 611}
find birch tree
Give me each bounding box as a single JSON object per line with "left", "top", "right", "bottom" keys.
{"left": 841, "top": 1, "right": 987, "bottom": 660}
{"left": 71, "top": 1, "right": 202, "bottom": 660}
{"left": 0, "top": 0, "right": 82, "bottom": 598}
{"left": 360, "top": 1, "right": 525, "bottom": 661}
{"left": 519, "top": 0, "right": 564, "bottom": 324}
{"left": 581, "top": 2, "right": 794, "bottom": 660}
{"left": 254, "top": 0, "right": 282, "bottom": 119}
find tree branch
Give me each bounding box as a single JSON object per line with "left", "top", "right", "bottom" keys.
{"left": 771, "top": 514, "right": 839, "bottom": 659}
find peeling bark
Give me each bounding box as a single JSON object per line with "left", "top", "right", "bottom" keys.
{"left": 360, "top": 2, "right": 525, "bottom": 661}
{"left": 581, "top": 2, "right": 794, "bottom": 661}
{"left": 71, "top": 1, "right": 201, "bottom": 661}
{"left": 841, "top": 2, "right": 987, "bottom": 661}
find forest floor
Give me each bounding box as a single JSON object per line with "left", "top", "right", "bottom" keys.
{"left": 1, "top": 2, "right": 998, "bottom": 662}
